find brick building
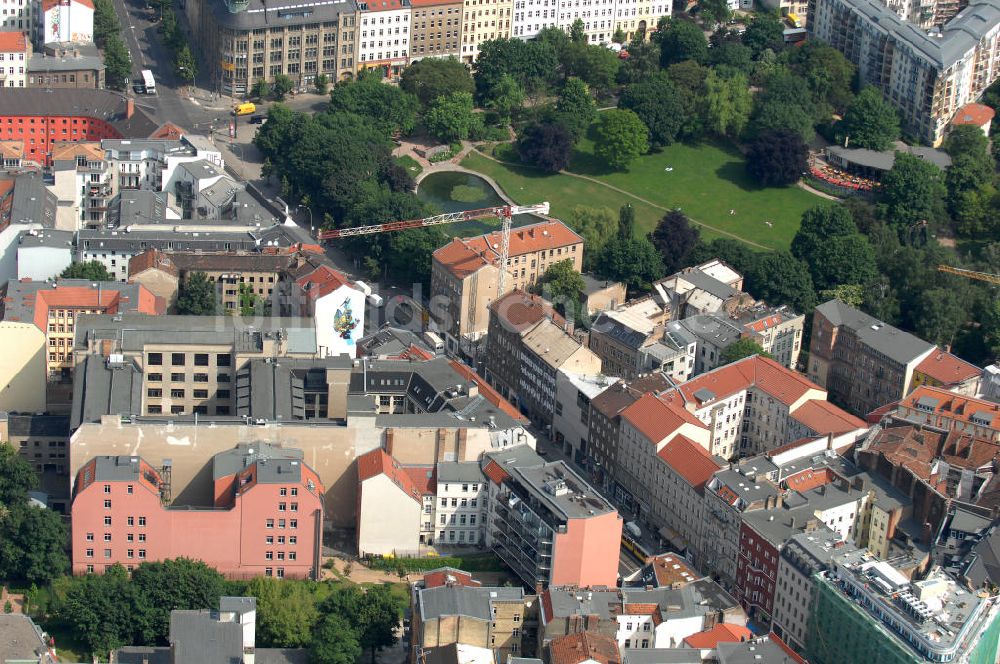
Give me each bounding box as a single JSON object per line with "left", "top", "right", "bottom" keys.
{"left": 0, "top": 89, "right": 158, "bottom": 166}
{"left": 70, "top": 443, "right": 325, "bottom": 578}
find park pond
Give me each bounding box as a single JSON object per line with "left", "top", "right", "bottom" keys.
{"left": 416, "top": 171, "right": 540, "bottom": 237}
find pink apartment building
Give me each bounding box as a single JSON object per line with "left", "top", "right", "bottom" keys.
{"left": 71, "top": 443, "right": 324, "bottom": 579}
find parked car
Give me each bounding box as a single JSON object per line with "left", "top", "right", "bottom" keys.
{"left": 248, "top": 115, "right": 266, "bottom": 124}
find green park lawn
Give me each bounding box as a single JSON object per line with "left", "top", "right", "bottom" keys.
{"left": 463, "top": 138, "right": 829, "bottom": 251}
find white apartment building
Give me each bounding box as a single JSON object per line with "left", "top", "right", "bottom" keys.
{"left": 613, "top": 0, "right": 668, "bottom": 41}
{"left": 434, "top": 461, "right": 486, "bottom": 546}
{"left": 556, "top": 0, "right": 619, "bottom": 43}
{"left": 0, "top": 0, "right": 31, "bottom": 31}
{"left": 512, "top": 0, "right": 557, "bottom": 39}
{"left": 103, "top": 138, "right": 224, "bottom": 197}
{"left": 0, "top": 32, "right": 27, "bottom": 88}
{"left": 358, "top": 0, "right": 411, "bottom": 79}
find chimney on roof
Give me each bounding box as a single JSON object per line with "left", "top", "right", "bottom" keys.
{"left": 827, "top": 432, "right": 834, "bottom": 450}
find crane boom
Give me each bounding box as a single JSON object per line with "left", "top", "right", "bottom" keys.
{"left": 937, "top": 264, "right": 1000, "bottom": 285}
{"left": 316, "top": 203, "right": 551, "bottom": 239}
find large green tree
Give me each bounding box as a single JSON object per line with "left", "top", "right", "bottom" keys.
{"left": 744, "top": 250, "right": 816, "bottom": 313}
{"left": 787, "top": 42, "right": 855, "bottom": 112}
{"left": 399, "top": 57, "right": 474, "bottom": 107}
{"left": 564, "top": 206, "right": 617, "bottom": 270}
{"left": 594, "top": 109, "right": 649, "bottom": 170}
{"left": 245, "top": 576, "right": 330, "bottom": 647}
{"left": 841, "top": 87, "right": 900, "bottom": 151}
{"left": 702, "top": 70, "right": 752, "bottom": 138}
{"left": 0, "top": 443, "right": 35, "bottom": 507}
{"left": 553, "top": 77, "right": 597, "bottom": 139}
{"left": 129, "top": 559, "right": 227, "bottom": 645}
{"left": 173, "top": 44, "right": 198, "bottom": 84}
{"left": 61, "top": 260, "right": 114, "bottom": 281}
{"left": 177, "top": 272, "right": 217, "bottom": 315}
{"left": 311, "top": 614, "right": 363, "bottom": 664}
{"left": 329, "top": 73, "right": 419, "bottom": 137}
{"left": 791, "top": 205, "right": 877, "bottom": 291}
{"left": 103, "top": 35, "right": 132, "bottom": 91}
{"left": 424, "top": 92, "right": 478, "bottom": 142}
{"left": 534, "top": 259, "right": 586, "bottom": 318}
{"left": 59, "top": 565, "right": 138, "bottom": 654}
{"left": 657, "top": 18, "right": 709, "bottom": 65}
{"left": 320, "top": 585, "right": 401, "bottom": 664}
{"left": 618, "top": 39, "right": 661, "bottom": 85}
{"left": 879, "top": 152, "right": 947, "bottom": 233}
{"left": 93, "top": 0, "right": 121, "bottom": 48}
{"left": 485, "top": 73, "right": 525, "bottom": 126}
{"left": 742, "top": 12, "right": 784, "bottom": 56}
{"left": 0, "top": 504, "right": 68, "bottom": 585}
{"left": 560, "top": 42, "right": 621, "bottom": 94}
{"left": 721, "top": 338, "right": 771, "bottom": 364}
{"left": 619, "top": 72, "right": 688, "bottom": 147}
{"left": 596, "top": 235, "right": 664, "bottom": 294}
{"left": 943, "top": 125, "right": 998, "bottom": 237}
{"left": 473, "top": 38, "right": 557, "bottom": 100}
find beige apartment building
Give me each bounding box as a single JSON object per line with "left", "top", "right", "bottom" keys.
{"left": 0, "top": 321, "right": 46, "bottom": 413}
{"left": 460, "top": 0, "right": 513, "bottom": 62}
{"left": 430, "top": 220, "right": 583, "bottom": 351}
{"left": 410, "top": 0, "right": 464, "bottom": 60}
{"left": 410, "top": 571, "right": 532, "bottom": 661}
{"left": 187, "top": 0, "right": 359, "bottom": 96}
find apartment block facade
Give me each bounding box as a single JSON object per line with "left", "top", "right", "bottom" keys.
{"left": 71, "top": 445, "right": 325, "bottom": 578}
{"left": 483, "top": 289, "right": 563, "bottom": 403}
{"left": 482, "top": 448, "right": 622, "bottom": 588}
{"left": 409, "top": 0, "right": 463, "bottom": 59}
{"left": 808, "top": 0, "right": 1000, "bottom": 145}
{"left": 358, "top": 0, "right": 411, "bottom": 78}
{"left": 431, "top": 220, "right": 583, "bottom": 351}
{"left": 809, "top": 299, "right": 936, "bottom": 416}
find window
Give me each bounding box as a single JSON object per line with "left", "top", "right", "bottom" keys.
{"left": 138, "top": 517, "right": 146, "bottom": 527}
{"left": 147, "top": 388, "right": 162, "bottom": 398}
{"left": 290, "top": 519, "right": 298, "bottom": 529}
{"left": 86, "top": 532, "right": 94, "bottom": 541}
{"left": 193, "top": 373, "right": 209, "bottom": 383}
{"left": 104, "top": 516, "right": 112, "bottom": 526}
{"left": 104, "top": 484, "right": 111, "bottom": 493}
{"left": 279, "top": 502, "right": 287, "bottom": 511}
{"left": 291, "top": 488, "right": 298, "bottom": 496}
{"left": 193, "top": 390, "right": 208, "bottom": 399}
{"left": 171, "top": 373, "right": 184, "bottom": 381}
{"left": 127, "top": 516, "right": 134, "bottom": 526}
{"left": 127, "top": 534, "right": 134, "bottom": 542}
{"left": 265, "top": 567, "right": 273, "bottom": 577}
{"left": 291, "top": 502, "right": 298, "bottom": 512}
{"left": 276, "top": 568, "right": 285, "bottom": 578}
{"left": 218, "top": 389, "right": 231, "bottom": 399}
{"left": 266, "top": 551, "right": 274, "bottom": 560}
{"left": 148, "top": 352, "right": 162, "bottom": 365}
{"left": 127, "top": 485, "right": 133, "bottom": 494}
{"left": 86, "top": 548, "right": 94, "bottom": 557}
{"left": 266, "top": 519, "right": 274, "bottom": 528}
{"left": 138, "top": 549, "right": 146, "bottom": 559}
{"left": 171, "top": 389, "right": 185, "bottom": 398}
{"left": 278, "top": 519, "right": 286, "bottom": 528}
{"left": 217, "top": 373, "right": 231, "bottom": 383}
{"left": 104, "top": 549, "right": 112, "bottom": 559}
{"left": 194, "top": 353, "right": 209, "bottom": 366}
{"left": 217, "top": 354, "right": 231, "bottom": 366}
{"left": 171, "top": 353, "right": 185, "bottom": 366}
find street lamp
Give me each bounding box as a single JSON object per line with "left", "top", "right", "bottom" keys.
{"left": 297, "top": 205, "right": 314, "bottom": 235}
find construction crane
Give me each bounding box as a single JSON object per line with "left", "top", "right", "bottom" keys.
{"left": 317, "top": 202, "right": 551, "bottom": 293}
{"left": 937, "top": 265, "right": 1000, "bottom": 286}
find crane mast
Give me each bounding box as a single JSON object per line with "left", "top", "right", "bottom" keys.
{"left": 316, "top": 202, "right": 551, "bottom": 294}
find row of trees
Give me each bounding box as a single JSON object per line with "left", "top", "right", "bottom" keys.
{"left": 157, "top": 0, "right": 198, "bottom": 86}
{"left": 25, "top": 555, "right": 403, "bottom": 662}
{"left": 94, "top": 0, "right": 131, "bottom": 90}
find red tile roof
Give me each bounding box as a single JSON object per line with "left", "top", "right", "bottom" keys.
{"left": 540, "top": 589, "right": 554, "bottom": 623}
{"left": 422, "top": 568, "right": 481, "bottom": 588}
{"left": 0, "top": 32, "right": 27, "bottom": 52}
{"left": 783, "top": 467, "right": 836, "bottom": 493}
{"left": 656, "top": 434, "right": 724, "bottom": 493}
{"left": 362, "top": 0, "right": 407, "bottom": 10}
{"left": 296, "top": 264, "right": 351, "bottom": 299}
{"left": 646, "top": 553, "right": 701, "bottom": 587}
{"left": 790, "top": 400, "right": 866, "bottom": 435}
{"left": 490, "top": 289, "right": 565, "bottom": 331}
{"left": 128, "top": 248, "right": 178, "bottom": 278}
{"left": 952, "top": 103, "right": 996, "bottom": 127}
{"left": 915, "top": 351, "right": 982, "bottom": 386}
{"left": 683, "top": 624, "right": 753, "bottom": 649}
{"left": 149, "top": 122, "right": 185, "bottom": 140}
{"left": 662, "top": 356, "right": 821, "bottom": 410}
{"left": 549, "top": 632, "right": 620, "bottom": 664}
{"left": 357, "top": 449, "right": 435, "bottom": 503}
{"left": 481, "top": 459, "right": 510, "bottom": 486}
{"left": 448, "top": 360, "right": 526, "bottom": 422}
{"left": 621, "top": 392, "right": 703, "bottom": 445}
{"left": 900, "top": 386, "right": 1000, "bottom": 431}
{"left": 434, "top": 221, "right": 583, "bottom": 279}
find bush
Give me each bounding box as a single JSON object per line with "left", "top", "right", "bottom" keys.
{"left": 365, "top": 553, "right": 505, "bottom": 573}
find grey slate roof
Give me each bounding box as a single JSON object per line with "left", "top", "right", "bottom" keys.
{"left": 1, "top": 279, "right": 152, "bottom": 324}
{"left": 358, "top": 325, "right": 432, "bottom": 358}
{"left": 18, "top": 229, "right": 74, "bottom": 249}
{"left": 437, "top": 461, "right": 485, "bottom": 483}
{"left": 0, "top": 614, "right": 51, "bottom": 664}
{"left": 546, "top": 588, "right": 620, "bottom": 619}
{"left": 716, "top": 638, "right": 801, "bottom": 664}
{"left": 623, "top": 649, "right": 702, "bottom": 664}
{"left": 580, "top": 273, "right": 621, "bottom": 295}
{"left": 676, "top": 268, "right": 737, "bottom": 300}
{"left": 963, "top": 526, "right": 1000, "bottom": 589}
{"left": 679, "top": 314, "right": 742, "bottom": 347}
{"left": 212, "top": 442, "right": 304, "bottom": 482}
{"left": 591, "top": 312, "right": 650, "bottom": 350}
{"left": 418, "top": 585, "right": 524, "bottom": 621}
{"left": 7, "top": 414, "right": 70, "bottom": 437}
{"left": 507, "top": 459, "right": 616, "bottom": 521}
{"left": 11, "top": 171, "right": 57, "bottom": 227}
{"left": 109, "top": 190, "right": 167, "bottom": 227}
{"left": 28, "top": 49, "right": 104, "bottom": 73}
{"left": 827, "top": 143, "right": 952, "bottom": 172}
{"left": 209, "top": 0, "right": 355, "bottom": 31}
{"left": 93, "top": 455, "right": 144, "bottom": 482}
{"left": 815, "top": 299, "right": 934, "bottom": 366}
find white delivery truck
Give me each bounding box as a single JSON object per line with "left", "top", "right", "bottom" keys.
{"left": 353, "top": 280, "right": 372, "bottom": 297}
{"left": 625, "top": 521, "right": 642, "bottom": 539}
{"left": 367, "top": 293, "right": 384, "bottom": 307}
{"left": 423, "top": 331, "right": 445, "bottom": 353}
